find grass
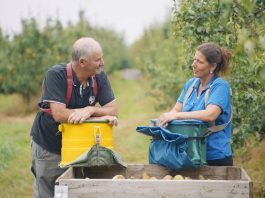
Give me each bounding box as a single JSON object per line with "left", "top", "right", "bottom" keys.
{"left": 234, "top": 139, "right": 265, "bottom": 198}
{"left": 110, "top": 71, "right": 159, "bottom": 120}
{"left": 0, "top": 94, "right": 21, "bottom": 115}
{"left": 0, "top": 121, "right": 33, "bottom": 198}
{"left": 0, "top": 70, "right": 264, "bottom": 197}
{"left": 0, "top": 94, "right": 38, "bottom": 116}
{"left": 110, "top": 71, "right": 160, "bottom": 163}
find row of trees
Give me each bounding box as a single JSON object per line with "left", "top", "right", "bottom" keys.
{"left": 0, "top": 11, "right": 129, "bottom": 104}
{"left": 130, "top": 0, "right": 265, "bottom": 147}
{"left": 0, "top": 1, "right": 264, "bottom": 147}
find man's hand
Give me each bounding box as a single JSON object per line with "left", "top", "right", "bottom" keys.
{"left": 87, "top": 116, "right": 118, "bottom": 126}
{"left": 104, "top": 116, "right": 118, "bottom": 126}
{"left": 50, "top": 100, "right": 118, "bottom": 124}
{"left": 68, "top": 106, "right": 95, "bottom": 124}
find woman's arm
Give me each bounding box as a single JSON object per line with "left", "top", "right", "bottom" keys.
{"left": 157, "top": 104, "right": 221, "bottom": 127}
{"left": 175, "top": 104, "right": 221, "bottom": 121}
{"left": 170, "top": 102, "right": 183, "bottom": 113}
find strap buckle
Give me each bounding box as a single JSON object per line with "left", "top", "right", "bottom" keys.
{"left": 94, "top": 126, "right": 102, "bottom": 145}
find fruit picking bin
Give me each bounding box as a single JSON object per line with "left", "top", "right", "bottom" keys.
{"left": 58, "top": 120, "right": 113, "bottom": 166}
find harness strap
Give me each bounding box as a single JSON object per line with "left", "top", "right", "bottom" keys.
{"left": 204, "top": 79, "right": 232, "bottom": 134}
{"left": 39, "top": 63, "right": 73, "bottom": 114}
{"left": 39, "top": 106, "right": 52, "bottom": 114}
{"left": 205, "top": 79, "right": 218, "bottom": 129}
{"left": 182, "top": 78, "right": 198, "bottom": 107}
{"left": 66, "top": 63, "right": 73, "bottom": 106}
{"left": 92, "top": 76, "right": 98, "bottom": 98}
{"left": 40, "top": 63, "right": 98, "bottom": 115}
{"left": 182, "top": 78, "right": 232, "bottom": 135}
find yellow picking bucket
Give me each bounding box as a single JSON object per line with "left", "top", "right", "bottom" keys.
{"left": 58, "top": 120, "right": 113, "bottom": 166}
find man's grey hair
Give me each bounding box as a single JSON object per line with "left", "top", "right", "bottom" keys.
{"left": 71, "top": 37, "right": 101, "bottom": 64}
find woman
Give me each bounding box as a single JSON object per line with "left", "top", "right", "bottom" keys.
{"left": 157, "top": 42, "right": 233, "bottom": 166}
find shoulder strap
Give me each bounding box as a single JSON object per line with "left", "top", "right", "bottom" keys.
{"left": 207, "top": 118, "right": 232, "bottom": 133}
{"left": 204, "top": 78, "right": 219, "bottom": 105}
{"left": 66, "top": 63, "right": 73, "bottom": 106}
{"left": 92, "top": 76, "right": 98, "bottom": 98}
{"left": 205, "top": 78, "right": 232, "bottom": 134}
{"left": 182, "top": 78, "right": 198, "bottom": 107}
{"left": 40, "top": 63, "right": 73, "bottom": 114}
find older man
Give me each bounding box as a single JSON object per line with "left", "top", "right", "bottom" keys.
{"left": 30, "top": 37, "right": 118, "bottom": 198}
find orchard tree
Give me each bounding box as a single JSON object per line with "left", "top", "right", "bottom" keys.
{"left": 129, "top": 21, "right": 188, "bottom": 109}
{"left": 62, "top": 10, "right": 130, "bottom": 74}
{"left": 172, "top": 0, "right": 265, "bottom": 146}
{"left": 0, "top": 29, "right": 10, "bottom": 93}
{"left": 130, "top": 0, "right": 265, "bottom": 145}
{"left": 0, "top": 11, "right": 130, "bottom": 105}
{"left": 1, "top": 18, "right": 48, "bottom": 103}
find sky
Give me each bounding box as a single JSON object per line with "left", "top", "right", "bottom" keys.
{"left": 0, "top": 0, "right": 173, "bottom": 44}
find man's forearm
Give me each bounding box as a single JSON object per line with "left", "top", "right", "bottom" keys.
{"left": 88, "top": 105, "right": 118, "bottom": 117}
{"left": 50, "top": 101, "right": 118, "bottom": 124}
{"left": 51, "top": 106, "right": 75, "bottom": 123}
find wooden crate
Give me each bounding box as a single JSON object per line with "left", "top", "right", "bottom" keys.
{"left": 55, "top": 164, "right": 252, "bottom": 198}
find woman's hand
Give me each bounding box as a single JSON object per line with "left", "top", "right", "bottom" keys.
{"left": 156, "top": 112, "right": 176, "bottom": 128}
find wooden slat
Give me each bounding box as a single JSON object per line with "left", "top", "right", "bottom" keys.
{"left": 57, "top": 167, "right": 74, "bottom": 180}
{"left": 126, "top": 164, "right": 170, "bottom": 179}
{"left": 56, "top": 165, "right": 252, "bottom": 198}
{"left": 55, "top": 167, "right": 74, "bottom": 185}
{"left": 240, "top": 168, "right": 254, "bottom": 198}
{"left": 71, "top": 165, "right": 246, "bottom": 180}
{"left": 58, "top": 179, "right": 250, "bottom": 198}
{"left": 226, "top": 166, "right": 241, "bottom": 180}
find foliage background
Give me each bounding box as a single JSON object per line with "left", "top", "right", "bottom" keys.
{"left": 131, "top": 0, "right": 265, "bottom": 147}
{"left": 0, "top": 11, "right": 129, "bottom": 106}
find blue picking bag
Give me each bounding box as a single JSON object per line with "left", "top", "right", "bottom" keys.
{"left": 136, "top": 119, "right": 208, "bottom": 170}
